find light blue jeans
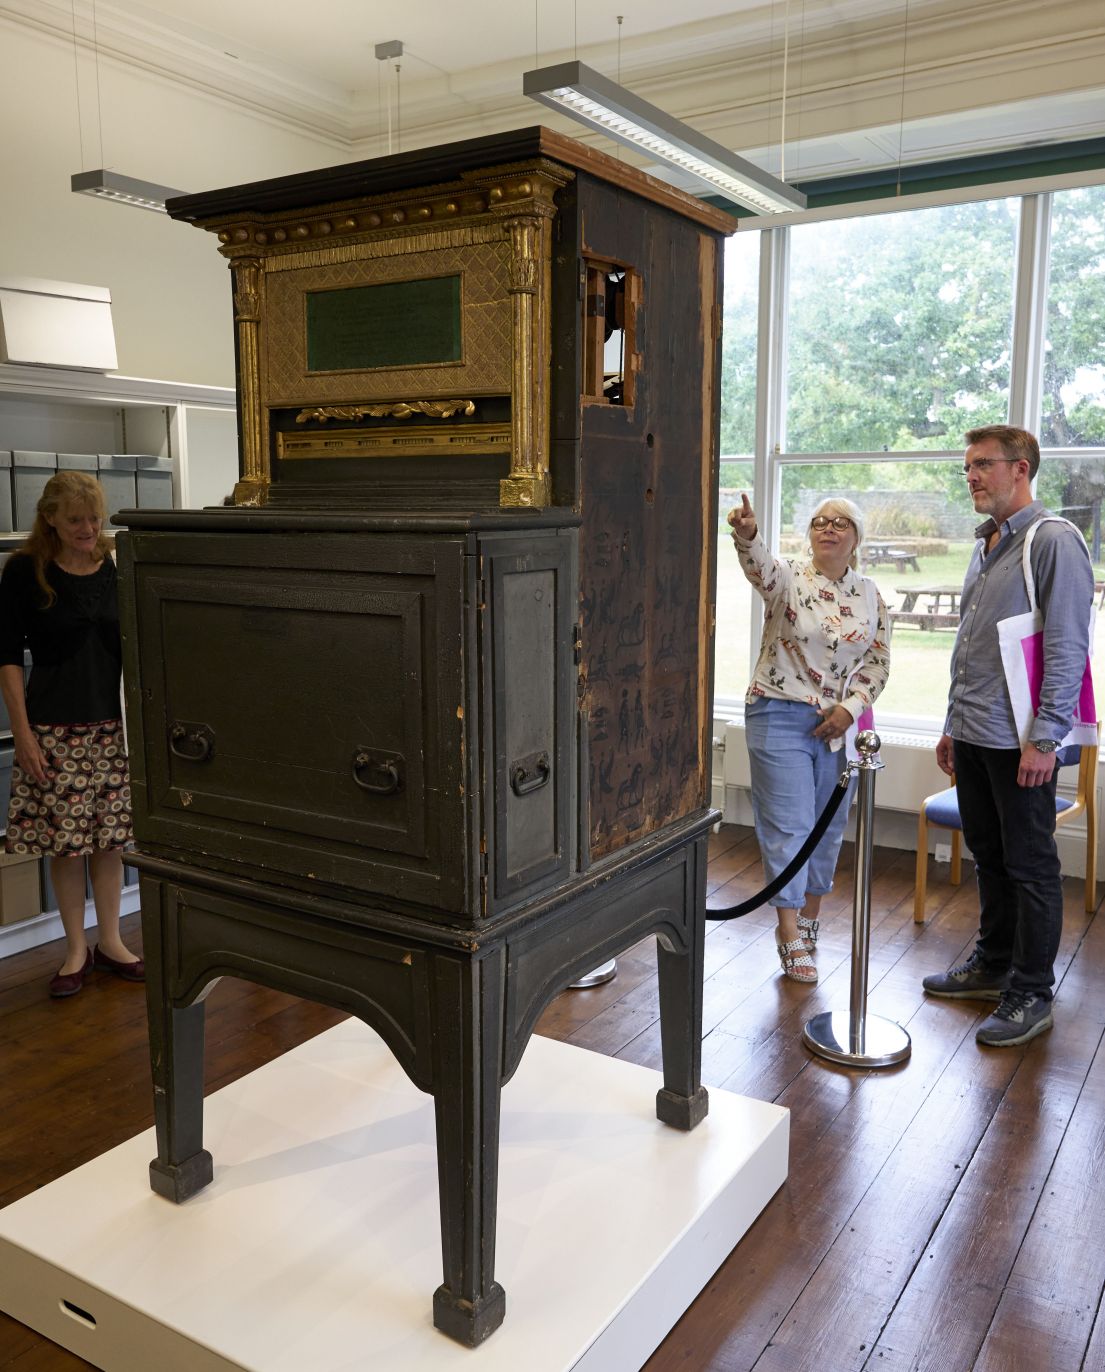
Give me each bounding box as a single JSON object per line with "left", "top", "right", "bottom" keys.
{"left": 744, "top": 697, "right": 856, "bottom": 910}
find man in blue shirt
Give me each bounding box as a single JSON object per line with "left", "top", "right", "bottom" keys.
{"left": 922, "top": 425, "right": 1094, "bottom": 1046}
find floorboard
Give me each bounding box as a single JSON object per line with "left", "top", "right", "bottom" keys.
{"left": 0, "top": 829, "right": 1101, "bottom": 1371}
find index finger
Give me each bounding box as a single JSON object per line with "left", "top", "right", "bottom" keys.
{"left": 741, "top": 492, "right": 753, "bottom": 513}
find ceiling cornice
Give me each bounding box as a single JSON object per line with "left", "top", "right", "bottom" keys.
{"left": 4, "top": 0, "right": 1103, "bottom": 171}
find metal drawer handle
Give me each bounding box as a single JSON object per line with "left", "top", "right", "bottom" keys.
{"left": 511, "top": 751, "right": 550, "bottom": 797}
{"left": 352, "top": 750, "right": 403, "bottom": 795}
{"left": 169, "top": 722, "right": 214, "bottom": 763}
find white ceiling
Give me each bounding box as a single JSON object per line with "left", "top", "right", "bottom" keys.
{"left": 9, "top": 0, "right": 1105, "bottom": 184}
{"left": 68, "top": 0, "right": 881, "bottom": 92}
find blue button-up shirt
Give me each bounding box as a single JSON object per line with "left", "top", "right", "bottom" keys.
{"left": 944, "top": 499, "right": 1094, "bottom": 749}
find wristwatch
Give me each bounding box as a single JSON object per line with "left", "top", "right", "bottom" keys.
{"left": 1032, "top": 739, "right": 1060, "bottom": 753}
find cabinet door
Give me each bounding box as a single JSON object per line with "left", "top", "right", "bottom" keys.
{"left": 125, "top": 532, "right": 471, "bottom": 913}
{"left": 482, "top": 530, "right": 575, "bottom": 909}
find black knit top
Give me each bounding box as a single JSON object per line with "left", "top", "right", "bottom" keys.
{"left": 0, "top": 553, "right": 123, "bottom": 725}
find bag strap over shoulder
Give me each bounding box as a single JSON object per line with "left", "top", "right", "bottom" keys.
{"left": 1020, "top": 515, "right": 1082, "bottom": 614}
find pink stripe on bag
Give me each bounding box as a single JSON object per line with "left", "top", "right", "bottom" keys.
{"left": 1020, "top": 630, "right": 1096, "bottom": 721}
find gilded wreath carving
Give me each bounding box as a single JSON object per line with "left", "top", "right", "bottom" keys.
{"left": 295, "top": 400, "right": 478, "bottom": 424}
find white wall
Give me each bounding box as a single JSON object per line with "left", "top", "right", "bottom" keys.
{"left": 176, "top": 405, "right": 239, "bottom": 509}
{"left": 0, "top": 20, "right": 347, "bottom": 389}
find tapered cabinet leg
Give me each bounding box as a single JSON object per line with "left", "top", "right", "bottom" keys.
{"left": 430, "top": 950, "right": 507, "bottom": 1347}
{"left": 147, "top": 996, "right": 213, "bottom": 1201}
{"left": 655, "top": 840, "right": 709, "bottom": 1131}
{"left": 142, "top": 879, "right": 212, "bottom": 1203}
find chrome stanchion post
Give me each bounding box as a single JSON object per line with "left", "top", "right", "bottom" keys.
{"left": 803, "top": 730, "right": 911, "bottom": 1068}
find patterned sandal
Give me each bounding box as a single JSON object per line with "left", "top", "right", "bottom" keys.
{"left": 797, "top": 914, "right": 820, "bottom": 953}
{"left": 776, "top": 932, "right": 818, "bottom": 984}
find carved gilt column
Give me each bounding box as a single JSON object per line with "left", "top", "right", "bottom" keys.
{"left": 229, "top": 256, "right": 268, "bottom": 507}
{"left": 499, "top": 215, "right": 548, "bottom": 508}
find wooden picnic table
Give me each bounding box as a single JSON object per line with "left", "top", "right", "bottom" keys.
{"left": 889, "top": 583, "right": 961, "bottom": 630}
{"left": 863, "top": 540, "right": 921, "bottom": 573}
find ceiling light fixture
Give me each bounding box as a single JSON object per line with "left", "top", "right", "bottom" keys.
{"left": 70, "top": 170, "right": 187, "bottom": 214}
{"left": 523, "top": 60, "right": 807, "bottom": 214}
{"left": 68, "top": 4, "right": 186, "bottom": 215}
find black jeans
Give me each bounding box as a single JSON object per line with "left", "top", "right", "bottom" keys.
{"left": 953, "top": 739, "right": 1063, "bottom": 1000}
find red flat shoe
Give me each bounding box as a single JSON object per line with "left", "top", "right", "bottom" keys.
{"left": 49, "top": 948, "right": 93, "bottom": 999}
{"left": 93, "top": 946, "right": 145, "bottom": 982}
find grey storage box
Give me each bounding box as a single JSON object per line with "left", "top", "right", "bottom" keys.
{"left": 0, "top": 452, "right": 12, "bottom": 533}
{"left": 134, "top": 455, "right": 173, "bottom": 510}
{"left": 56, "top": 453, "right": 99, "bottom": 472}
{"left": 12, "top": 451, "right": 57, "bottom": 531}
{"left": 97, "top": 455, "right": 138, "bottom": 528}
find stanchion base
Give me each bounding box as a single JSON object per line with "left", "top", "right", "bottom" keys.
{"left": 568, "top": 958, "right": 617, "bottom": 989}
{"left": 802, "top": 1011, "right": 911, "bottom": 1068}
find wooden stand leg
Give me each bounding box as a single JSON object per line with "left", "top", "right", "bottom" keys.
{"left": 655, "top": 845, "right": 709, "bottom": 1131}
{"left": 430, "top": 951, "right": 507, "bottom": 1347}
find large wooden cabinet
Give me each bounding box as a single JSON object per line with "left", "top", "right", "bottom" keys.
{"left": 120, "top": 127, "right": 733, "bottom": 1346}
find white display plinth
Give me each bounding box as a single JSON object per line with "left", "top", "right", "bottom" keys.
{"left": 0, "top": 1020, "right": 788, "bottom": 1372}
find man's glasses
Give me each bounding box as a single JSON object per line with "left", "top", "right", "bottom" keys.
{"left": 961, "top": 457, "right": 1020, "bottom": 477}
{"left": 810, "top": 515, "right": 854, "bottom": 531}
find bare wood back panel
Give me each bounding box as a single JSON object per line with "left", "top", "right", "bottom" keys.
{"left": 571, "top": 174, "right": 723, "bottom": 860}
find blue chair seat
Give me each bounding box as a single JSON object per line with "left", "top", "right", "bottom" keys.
{"left": 924, "top": 788, "right": 961, "bottom": 829}
{"left": 914, "top": 733, "right": 1099, "bottom": 922}
{"left": 919, "top": 786, "right": 1076, "bottom": 833}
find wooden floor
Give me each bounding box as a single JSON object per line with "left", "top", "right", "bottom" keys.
{"left": 2, "top": 827, "right": 1104, "bottom": 1371}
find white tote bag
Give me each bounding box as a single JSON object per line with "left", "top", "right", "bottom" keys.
{"left": 995, "top": 516, "right": 1097, "bottom": 749}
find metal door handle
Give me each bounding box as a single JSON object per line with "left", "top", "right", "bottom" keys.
{"left": 511, "top": 751, "right": 550, "bottom": 796}
{"left": 169, "top": 722, "right": 214, "bottom": 763}
{"left": 352, "top": 750, "right": 403, "bottom": 795}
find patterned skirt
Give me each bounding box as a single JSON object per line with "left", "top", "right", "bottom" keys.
{"left": 5, "top": 719, "right": 133, "bottom": 858}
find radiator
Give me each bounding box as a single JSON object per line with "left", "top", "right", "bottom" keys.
{"left": 713, "top": 720, "right": 1100, "bottom": 878}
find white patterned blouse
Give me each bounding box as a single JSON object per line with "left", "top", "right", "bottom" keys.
{"left": 732, "top": 531, "right": 891, "bottom": 726}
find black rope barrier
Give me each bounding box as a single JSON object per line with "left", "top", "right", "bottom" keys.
{"left": 706, "top": 770, "right": 853, "bottom": 921}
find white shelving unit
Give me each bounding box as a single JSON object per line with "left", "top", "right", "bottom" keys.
{"left": 0, "top": 363, "right": 236, "bottom": 959}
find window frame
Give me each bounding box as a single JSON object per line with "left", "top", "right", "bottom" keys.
{"left": 716, "top": 175, "right": 1105, "bottom": 734}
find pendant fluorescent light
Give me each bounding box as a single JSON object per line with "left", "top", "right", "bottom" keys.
{"left": 523, "top": 61, "right": 806, "bottom": 215}
{"left": 71, "top": 170, "right": 187, "bottom": 214}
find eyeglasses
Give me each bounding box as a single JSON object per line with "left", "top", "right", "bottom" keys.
{"left": 961, "top": 457, "right": 1020, "bottom": 478}
{"left": 810, "top": 515, "right": 854, "bottom": 532}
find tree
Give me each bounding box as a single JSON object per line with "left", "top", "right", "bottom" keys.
{"left": 783, "top": 200, "right": 1017, "bottom": 455}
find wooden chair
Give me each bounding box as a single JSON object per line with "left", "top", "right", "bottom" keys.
{"left": 914, "top": 732, "right": 1099, "bottom": 923}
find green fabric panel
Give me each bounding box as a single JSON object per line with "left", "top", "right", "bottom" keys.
{"left": 306, "top": 275, "right": 462, "bottom": 372}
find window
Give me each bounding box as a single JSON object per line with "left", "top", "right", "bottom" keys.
{"left": 780, "top": 460, "right": 976, "bottom": 722}
{"left": 786, "top": 201, "right": 1017, "bottom": 453}
{"left": 717, "top": 182, "right": 1105, "bottom": 728}
{"left": 716, "top": 232, "right": 759, "bottom": 702}
{"left": 1040, "top": 185, "right": 1105, "bottom": 448}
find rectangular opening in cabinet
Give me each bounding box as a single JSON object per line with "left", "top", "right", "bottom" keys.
{"left": 582, "top": 260, "right": 638, "bottom": 408}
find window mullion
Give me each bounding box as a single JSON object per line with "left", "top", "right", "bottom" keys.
{"left": 749, "top": 225, "right": 789, "bottom": 684}
{"left": 1008, "top": 193, "right": 1052, "bottom": 436}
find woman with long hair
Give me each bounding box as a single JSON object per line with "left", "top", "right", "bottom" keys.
{"left": 0, "top": 470, "right": 140, "bottom": 997}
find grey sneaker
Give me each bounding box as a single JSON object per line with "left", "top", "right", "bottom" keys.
{"left": 922, "top": 951, "right": 1010, "bottom": 1001}
{"left": 976, "top": 990, "right": 1054, "bottom": 1047}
